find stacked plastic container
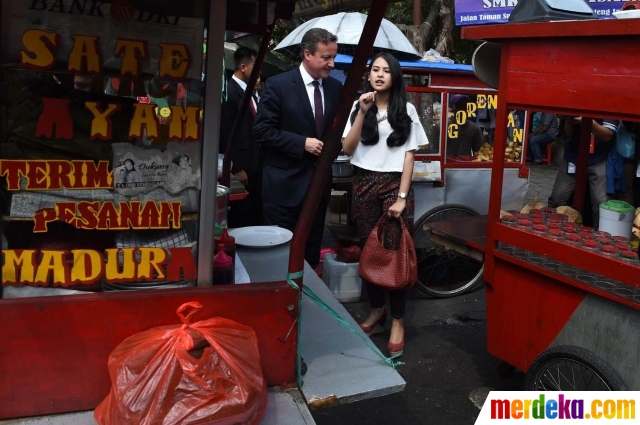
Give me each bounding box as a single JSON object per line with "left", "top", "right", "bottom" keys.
{"left": 499, "top": 208, "right": 640, "bottom": 302}
{"left": 322, "top": 253, "right": 362, "bottom": 302}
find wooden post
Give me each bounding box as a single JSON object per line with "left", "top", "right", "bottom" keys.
{"left": 572, "top": 118, "right": 593, "bottom": 218}
{"left": 484, "top": 42, "right": 512, "bottom": 284}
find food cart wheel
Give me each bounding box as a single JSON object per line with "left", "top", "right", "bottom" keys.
{"left": 525, "top": 346, "right": 628, "bottom": 391}
{"left": 412, "top": 204, "right": 484, "bottom": 298}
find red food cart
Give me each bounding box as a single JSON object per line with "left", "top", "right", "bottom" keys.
{"left": 426, "top": 18, "right": 640, "bottom": 390}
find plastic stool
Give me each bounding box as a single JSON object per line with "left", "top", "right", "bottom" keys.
{"left": 540, "top": 143, "right": 553, "bottom": 166}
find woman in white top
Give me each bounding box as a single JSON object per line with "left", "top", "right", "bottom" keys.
{"left": 342, "top": 52, "right": 428, "bottom": 357}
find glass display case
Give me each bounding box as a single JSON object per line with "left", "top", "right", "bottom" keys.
{"left": 0, "top": 2, "right": 209, "bottom": 297}
{"left": 407, "top": 92, "right": 442, "bottom": 155}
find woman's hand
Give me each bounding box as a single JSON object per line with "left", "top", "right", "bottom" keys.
{"left": 387, "top": 199, "right": 406, "bottom": 219}
{"left": 358, "top": 91, "right": 376, "bottom": 113}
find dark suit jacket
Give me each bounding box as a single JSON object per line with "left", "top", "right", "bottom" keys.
{"left": 221, "top": 78, "right": 261, "bottom": 176}
{"left": 253, "top": 68, "right": 342, "bottom": 207}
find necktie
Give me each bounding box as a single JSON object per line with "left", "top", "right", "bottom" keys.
{"left": 249, "top": 94, "right": 257, "bottom": 117}
{"left": 312, "top": 80, "right": 323, "bottom": 136}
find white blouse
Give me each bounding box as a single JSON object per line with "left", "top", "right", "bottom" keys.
{"left": 342, "top": 102, "right": 428, "bottom": 172}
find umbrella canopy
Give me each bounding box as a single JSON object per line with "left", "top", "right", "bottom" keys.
{"left": 274, "top": 12, "right": 421, "bottom": 60}
{"left": 224, "top": 41, "right": 289, "bottom": 78}
{"left": 332, "top": 53, "right": 474, "bottom": 73}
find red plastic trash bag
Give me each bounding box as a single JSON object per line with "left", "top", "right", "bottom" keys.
{"left": 94, "top": 302, "right": 267, "bottom": 425}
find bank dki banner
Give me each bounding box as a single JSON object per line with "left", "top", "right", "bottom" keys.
{"left": 455, "top": 0, "right": 631, "bottom": 26}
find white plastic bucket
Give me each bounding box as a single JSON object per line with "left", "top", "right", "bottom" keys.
{"left": 322, "top": 254, "right": 362, "bottom": 303}
{"left": 598, "top": 200, "right": 635, "bottom": 237}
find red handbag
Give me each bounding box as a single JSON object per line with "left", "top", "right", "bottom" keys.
{"left": 358, "top": 215, "right": 417, "bottom": 290}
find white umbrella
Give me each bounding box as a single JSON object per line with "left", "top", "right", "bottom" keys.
{"left": 274, "top": 12, "right": 421, "bottom": 60}
{"left": 224, "top": 42, "right": 288, "bottom": 77}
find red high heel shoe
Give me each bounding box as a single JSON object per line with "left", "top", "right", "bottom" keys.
{"left": 359, "top": 309, "right": 387, "bottom": 336}
{"left": 388, "top": 321, "right": 405, "bottom": 357}
{"left": 388, "top": 338, "right": 404, "bottom": 358}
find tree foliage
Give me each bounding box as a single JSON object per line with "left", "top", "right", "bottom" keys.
{"left": 385, "top": 0, "right": 479, "bottom": 63}
{"left": 271, "top": 0, "right": 480, "bottom": 64}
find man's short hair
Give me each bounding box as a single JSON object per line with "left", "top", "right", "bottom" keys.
{"left": 300, "top": 28, "right": 338, "bottom": 60}
{"left": 234, "top": 47, "right": 257, "bottom": 70}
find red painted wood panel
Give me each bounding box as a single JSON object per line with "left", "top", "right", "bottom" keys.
{"left": 487, "top": 258, "right": 585, "bottom": 371}
{"left": 429, "top": 73, "right": 493, "bottom": 90}
{"left": 0, "top": 282, "right": 298, "bottom": 419}
{"left": 463, "top": 19, "right": 640, "bottom": 41}
{"left": 494, "top": 250, "right": 640, "bottom": 311}
{"left": 504, "top": 38, "right": 639, "bottom": 76}
{"left": 495, "top": 223, "right": 640, "bottom": 287}
{"left": 484, "top": 41, "right": 513, "bottom": 284}
{"left": 501, "top": 37, "right": 640, "bottom": 118}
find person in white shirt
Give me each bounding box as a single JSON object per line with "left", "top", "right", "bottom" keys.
{"left": 343, "top": 52, "right": 428, "bottom": 358}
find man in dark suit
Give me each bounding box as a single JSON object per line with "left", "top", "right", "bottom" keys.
{"left": 221, "top": 47, "right": 264, "bottom": 227}
{"left": 253, "top": 28, "right": 342, "bottom": 268}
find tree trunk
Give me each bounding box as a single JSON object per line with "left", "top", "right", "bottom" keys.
{"left": 435, "top": 0, "right": 454, "bottom": 57}
{"left": 420, "top": 0, "right": 441, "bottom": 52}
{"left": 396, "top": 0, "right": 441, "bottom": 56}
{"left": 293, "top": 0, "right": 377, "bottom": 19}
{"left": 396, "top": 24, "right": 425, "bottom": 55}
{"left": 413, "top": 0, "right": 422, "bottom": 25}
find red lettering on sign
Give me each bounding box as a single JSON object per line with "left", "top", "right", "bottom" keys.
{"left": 0, "top": 161, "right": 28, "bottom": 190}
{"left": 35, "top": 98, "right": 74, "bottom": 140}
{"left": 166, "top": 247, "right": 197, "bottom": 282}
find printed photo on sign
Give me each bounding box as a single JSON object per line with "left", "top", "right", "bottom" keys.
{"left": 112, "top": 142, "right": 201, "bottom": 196}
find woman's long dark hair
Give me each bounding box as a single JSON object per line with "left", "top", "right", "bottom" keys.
{"left": 124, "top": 159, "right": 136, "bottom": 170}
{"left": 349, "top": 52, "right": 412, "bottom": 147}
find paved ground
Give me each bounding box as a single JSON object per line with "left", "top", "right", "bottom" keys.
{"left": 313, "top": 164, "right": 557, "bottom": 424}
{"left": 309, "top": 288, "right": 526, "bottom": 425}
{"left": 524, "top": 163, "right": 558, "bottom": 205}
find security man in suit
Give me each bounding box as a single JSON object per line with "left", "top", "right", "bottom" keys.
{"left": 221, "top": 47, "right": 265, "bottom": 227}
{"left": 253, "top": 28, "right": 342, "bottom": 268}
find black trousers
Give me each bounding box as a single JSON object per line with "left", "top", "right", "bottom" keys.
{"left": 367, "top": 282, "right": 406, "bottom": 320}
{"left": 228, "top": 172, "right": 264, "bottom": 228}
{"left": 352, "top": 169, "right": 413, "bottom": 320}
{"left": 263, "top": 193, "right": 329, "bottom": 269}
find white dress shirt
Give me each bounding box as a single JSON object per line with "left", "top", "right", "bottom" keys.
{"left": 231, "top": 75, "right": 258, "bottom": 111}
{"left": 299, "top": 64, "right": 324, "bottom": 115}
{"left": 342, "top": 102, "right": 427, "bottom": 172}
